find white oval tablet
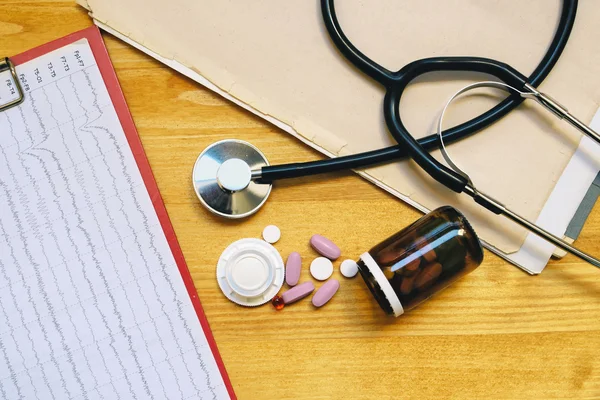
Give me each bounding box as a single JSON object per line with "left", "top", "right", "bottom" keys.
{"left": 262, "top": 225, "right": 281, "bottom": 244}
{"left": 216, "top": 158, "right": 251, "bottom": 192}
{"left": 310, "top": 257, "right": 334, "bottom": 281}
{"left": 340, "top": 259, "right": 359, "bottom": 278}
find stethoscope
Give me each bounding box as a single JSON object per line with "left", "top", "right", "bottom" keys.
{"left": 193, "top": 0, "right": 600, "bottom": 268}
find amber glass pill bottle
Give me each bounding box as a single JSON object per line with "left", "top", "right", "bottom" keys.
{"left": 357, "top": 206, "right": 484, "bottom": 317}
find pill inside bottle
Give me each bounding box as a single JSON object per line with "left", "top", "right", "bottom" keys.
{"left": 357, "top": 206, "right": 484, "bottom": 317}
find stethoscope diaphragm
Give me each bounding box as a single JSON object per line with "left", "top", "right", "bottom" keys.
{"left": 192, "top": 139, "right": 272, "bottom": 218}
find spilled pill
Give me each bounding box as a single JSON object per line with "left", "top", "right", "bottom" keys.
{"left": 285, "top": 252, "right": 302, "bottom": 286}
{"left": 312, "top": 279, "right": 340, "bottom": 307}
{"left": 271, "top": 295, "right": 285, "bottom": 310}
{"left": 310, "top": 234, "right": 341, "bottom": 260}
{"left": 281, "top": 281, "right": 315, "bottom": 304}
{"left": 310, "top": 257, "right": 334, "bottom": 281}
{"left": 340, "top": 259, "right": 359, "bottom": 278}
{"left": 262, "top": 225, "right": 281, "bottom": 244}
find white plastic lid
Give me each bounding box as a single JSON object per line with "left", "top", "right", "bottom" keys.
{"left": 216, "top": 238, "right": 284, "bottom": 306}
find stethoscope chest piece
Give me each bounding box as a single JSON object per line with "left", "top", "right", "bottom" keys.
{"left": 192, "top": 139, "right": 271, "bottom": 218}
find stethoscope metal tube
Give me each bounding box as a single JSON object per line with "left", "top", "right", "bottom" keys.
{"left": 437, "top": 81, "right": 600, "bottom": 268}
{"left": 462, "top": 185, "right": 600, "bottom": 268}
{"left": 524, "top": 83, "right": 600, "bottom": 145}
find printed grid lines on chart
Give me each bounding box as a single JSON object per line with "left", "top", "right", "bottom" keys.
{"left": 0, "top": 42, "right": 225, "bottom": 400}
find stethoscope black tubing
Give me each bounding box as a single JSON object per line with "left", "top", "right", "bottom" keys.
{"left": 258, "top": 0, "right": 577, "bottom": 185}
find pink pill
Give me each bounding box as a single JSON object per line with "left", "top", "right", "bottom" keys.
{"left": 281, "top": 281, "right": 315, "bottom": 305}
{"left": 285, "top": 252, "right": 302, "bottom": 286}
{"left": 310, "top": 234, "right": 341, "bottom": 260}
{"left": 312, "top": 279, "right": 340, "bottom": 308}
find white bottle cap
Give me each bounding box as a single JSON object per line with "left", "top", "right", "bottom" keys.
{"left": 216, "top": 238, "right": 284, "bottom": 306}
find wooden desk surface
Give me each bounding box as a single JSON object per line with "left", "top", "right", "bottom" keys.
{"left": 3, "top": 2, "right": 600, "bottom": 398}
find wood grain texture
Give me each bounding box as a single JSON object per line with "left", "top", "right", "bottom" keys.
{"left": 2, "top": 2, "right": 600, "bottom": 399}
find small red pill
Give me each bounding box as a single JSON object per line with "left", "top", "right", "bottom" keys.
{"left": 271, "top": 295, "right": 285, "bottom": 310}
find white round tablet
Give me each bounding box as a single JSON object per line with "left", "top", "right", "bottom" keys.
{"left": 262, "top": 225, "right": 281, "bottom": 244}
{"left": 216, "top": 238, "right": 284, "bottom": 307}
{"left": 216, "top": 158, "right": 251, "bottom": 192}
{"left": 310, "top": 257, "right": 334, "bottom": 281}
{"left": 340, "top": 259, "right": 359, "bottom": 278}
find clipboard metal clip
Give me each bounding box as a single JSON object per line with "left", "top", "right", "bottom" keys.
{"left": 0, "top": 57, "right": 25, "bottom": 112}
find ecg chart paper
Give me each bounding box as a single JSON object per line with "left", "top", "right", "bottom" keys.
{"left": 0, "top": 28, "right": 234, "bottom": 399}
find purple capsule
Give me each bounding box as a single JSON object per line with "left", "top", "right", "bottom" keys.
{"left": 310, "top": 234, "right": 341, "bottom": 260}
{"left": 312, "top": 279, "right": 340, "bottom": 308}
{"left": 281, "top": 282, "right": 315, "bottom": 305}
{"left": 285, "top": 252, "right": 302, "bottom": 286}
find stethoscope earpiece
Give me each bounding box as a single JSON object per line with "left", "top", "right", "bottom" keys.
{"left": 192, "top": 139, "right": 271, "bottom": 219}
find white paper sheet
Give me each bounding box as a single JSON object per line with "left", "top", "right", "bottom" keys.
{"left": 0, "top": 39, "right": 229, "bottom": 400}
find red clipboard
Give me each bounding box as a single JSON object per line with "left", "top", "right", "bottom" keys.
{"left": 10, "top": 26, "right": 236, "bottom": 399}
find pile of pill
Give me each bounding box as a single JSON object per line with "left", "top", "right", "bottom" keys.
{"left": 217, "top": 225, "right": 359, "bottom": 311}
{"left": 270, "top": 231, "right": 359, "bottom": 311}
